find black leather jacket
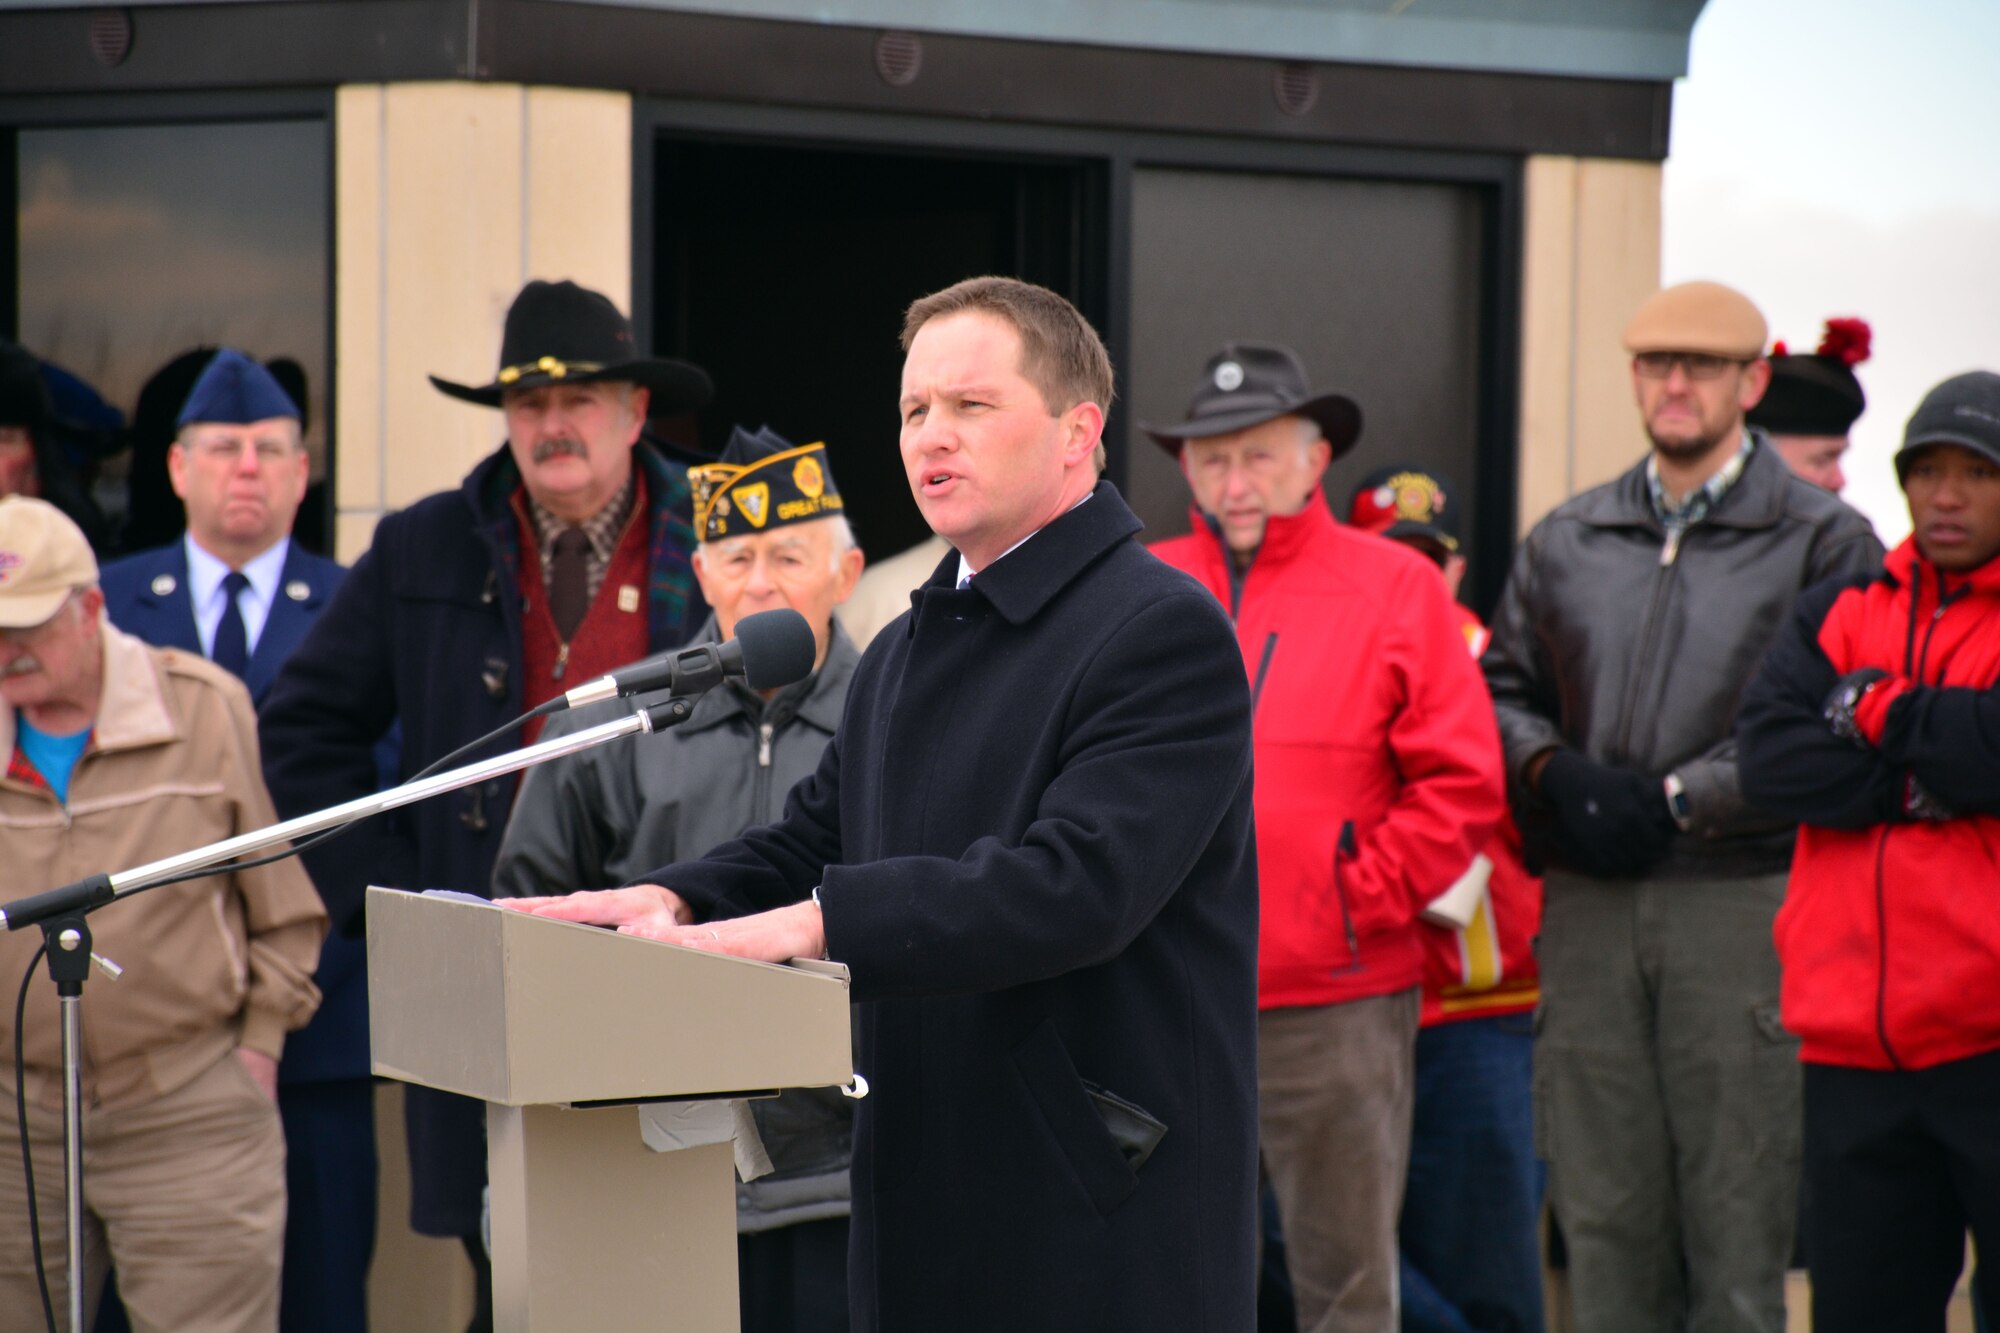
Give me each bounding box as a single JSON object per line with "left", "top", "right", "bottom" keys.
{"left": 1482, "top": 435, "right": 1884, "bottom": 878}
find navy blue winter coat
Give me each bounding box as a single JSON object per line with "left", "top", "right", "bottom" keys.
{"left": 257, "top": 440, "right": 701, "bottom": 1236}
{"left": 661, "top": 483, "right": 1260, "bottom": 1332}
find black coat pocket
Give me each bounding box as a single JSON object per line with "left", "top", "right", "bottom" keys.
{"left": 1012, "top": 1020, "right": 1151, "bottom": 1218}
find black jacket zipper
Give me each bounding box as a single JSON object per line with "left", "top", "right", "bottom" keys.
{"left": 1249, "top": 633, "right": 1278, "bottom": 715}
{"left": 1328, "top": 820, "right": 1362, "bottom": 976}
{"left": 1873, "top": 565, "right": 1960, "bottom": 1071}
{"left": 1613, "top": 526, "right": 1682, "bottom": 763}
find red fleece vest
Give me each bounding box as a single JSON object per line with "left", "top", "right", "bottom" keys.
{"left": 514, "top": 477, "right": 651, "bottom": 741}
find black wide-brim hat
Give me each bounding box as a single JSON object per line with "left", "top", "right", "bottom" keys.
{"left": 429, "top": 279, "right": 712, "bottom": 415}
{"left": 1140, "top": 342, "right": 1362, "bottom": 460}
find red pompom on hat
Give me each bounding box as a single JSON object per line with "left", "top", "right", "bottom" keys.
{"left": 1749, "top": 316, "right": 1871, "bottom": 436}
{"left": 1816, "top": 317, "right": 1872, "bottom": 367}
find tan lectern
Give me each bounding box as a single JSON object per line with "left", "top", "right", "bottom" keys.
{"left": 366, "top": 886, "right": 855, "bottom": 1332}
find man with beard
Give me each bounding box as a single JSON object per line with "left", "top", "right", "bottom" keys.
{"left": 1482, "top": 281, "right": 1882, "bottom": 1332}
{"left": 259, "top": 279, "right": 712, "bottom": 1328}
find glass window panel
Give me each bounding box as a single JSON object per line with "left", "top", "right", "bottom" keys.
{"left": 16, "top": 118, "right": 329, "bottom": 552}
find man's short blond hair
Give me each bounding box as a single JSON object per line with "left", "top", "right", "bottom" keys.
{"left": 901, "top": 277, "right": 1114, "bottom": 473}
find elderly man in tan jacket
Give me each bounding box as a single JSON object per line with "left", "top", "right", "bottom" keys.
{"left": 0, "top": 496, "right": 325, "bottom": 1333}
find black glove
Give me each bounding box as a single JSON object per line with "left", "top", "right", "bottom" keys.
{"left": 1537, "top": 749, "right": 1674, "bottom": 879}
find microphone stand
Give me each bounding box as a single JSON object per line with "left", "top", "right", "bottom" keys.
{"left": 3, "top": 692, "right": 697, "bottom": 1333}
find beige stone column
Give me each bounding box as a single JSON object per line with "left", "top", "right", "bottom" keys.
{"left": 1516, "top": 156, "right": 1663, "bottom": 534}
{"left": 332, "top": 82, "right": 633, "bottom": 562}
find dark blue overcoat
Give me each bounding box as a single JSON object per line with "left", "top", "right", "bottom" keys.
{"left": 100, "top": 538, "right": 342, "bottom": 703}
{"left": 662, "top": 483, "right": 1260, "bottom": 1332}
{"left": 257, "top": 441, "right": 700, "bottom": 1237}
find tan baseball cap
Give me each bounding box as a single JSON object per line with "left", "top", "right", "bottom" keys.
{"left": 0, "top": 497, "right": 98, "bottom": 628}
{"left": 1622, "top": 281, "right": 1768, "bottom": 359}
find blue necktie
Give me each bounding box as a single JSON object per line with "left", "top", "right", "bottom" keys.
{"left": 212, "top": 570, "right": 251, "bottom": 678}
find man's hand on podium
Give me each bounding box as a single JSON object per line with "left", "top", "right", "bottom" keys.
{"left": 501, "top": 886, "right": 828, "bottom": 964}
{"left": 503, "top": 883, "right": 692, "bottom": 933}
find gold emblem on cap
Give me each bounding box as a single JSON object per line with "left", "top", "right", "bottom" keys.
{"left": 793, "top": 455, "right": 826, "bottom": 500}
{"left": 151, "top": 573, "right": 177, "bottom": 597}
{"left": 286, "top": 579, "right": 312, "bottom": 602}
{"left": 495, "top": 356, "right": 605, "bottom": 386}
{"left": 737, "top": 482, "right": 771, "bottom": 529}
{"left": 1385, "top": 471, "right": 1444, "bottom": 522}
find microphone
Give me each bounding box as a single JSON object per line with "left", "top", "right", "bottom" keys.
{"left": 557, "top": 608, "right": 818, "bottom": 711}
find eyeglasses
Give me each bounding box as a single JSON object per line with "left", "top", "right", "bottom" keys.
{"left": 1633, "top": 352, "right": 1747, "bottom": 381}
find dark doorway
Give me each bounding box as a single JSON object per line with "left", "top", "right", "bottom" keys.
{"left": 649, "top": 138, "right": 1107, "bottom": 565}
{"left": 1123, "top": 167, "right": 1511, "bottom": 614}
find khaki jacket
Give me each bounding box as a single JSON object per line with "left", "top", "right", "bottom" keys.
{"left": 0, "top": 619, "right": 325, "bottom": 1109}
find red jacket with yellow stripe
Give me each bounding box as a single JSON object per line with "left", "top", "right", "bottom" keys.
{"left": 1739, "top": 537, "right": 2000, "bottom": 1070}
{"left": 1417, "top": 606, "right": 1542, "bottom": 1028}
{"left": 1150, "top": 498, "right": 1506, "bottom": 1010}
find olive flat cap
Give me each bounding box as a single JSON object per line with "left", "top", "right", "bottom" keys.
{"left": 1622, "top": 281, "right": 1768, "bottom": 359}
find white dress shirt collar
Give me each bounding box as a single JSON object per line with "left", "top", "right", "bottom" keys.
{"left": 184, "top": 534, "right": 291, "bottom": 660}
{"left": 955, "top": 491, "right": 1094, "bottom": 590}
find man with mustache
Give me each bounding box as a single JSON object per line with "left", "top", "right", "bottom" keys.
{"left": 0, "top": 496, "right": 326, "bottom": 1330}
{"left": 506, "top": 277, "right": 1260, "bottom": 1332}
{"left": 1482, "top": 281, "right": 1883, "bottom": 1332}
{"left": 259, "top": 279, "right": 713, "bottom": 1328}
{"left": 493, "top": 425, "right": 865, "bottom": 1333}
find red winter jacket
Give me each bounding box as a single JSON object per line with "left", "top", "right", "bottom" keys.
{"left": 1151, "top": 497, "right": 1506, "bottom": 1009}
{"left": 1739, "top": 537, "right": 2000, "bottom": 1071}
{"left": 1419, "top": 605, "right": 1541, "bottom": 1028}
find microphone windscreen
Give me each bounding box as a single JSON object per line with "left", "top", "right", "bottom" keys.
{"left": 734, "top": 608, "right": 818, "bottom": 690}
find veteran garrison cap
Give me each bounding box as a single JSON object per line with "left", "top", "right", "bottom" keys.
{"left": 692, "top": 425, "right": 844, "bottom": 543}
{"left": 1347, "top": 464, "right": 1461, "bottom": 562}
{"left": 1622, "top": 281, "right": 1768, "bottom": 360}
{"left": 177, "top": 348, "right": 301, "bottom": 428}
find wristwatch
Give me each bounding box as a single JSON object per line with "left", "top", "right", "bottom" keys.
{"left": 1663, "top": 772, "right": 1692, "bottom": 833}
{"left": 1824, "top": 668, "right": 1889, "bottom": 749}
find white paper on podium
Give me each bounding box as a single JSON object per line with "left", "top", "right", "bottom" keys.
{"left": 640, "top": 1099, "right": 775, "bottom": 1182}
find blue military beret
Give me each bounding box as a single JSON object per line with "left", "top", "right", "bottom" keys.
{"left": 176, "top": 348, "right": 300, "bottom": 428}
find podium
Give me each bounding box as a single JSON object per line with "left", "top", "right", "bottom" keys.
{"left": 366, "top": 887, "right": 855, "bottom": 1332}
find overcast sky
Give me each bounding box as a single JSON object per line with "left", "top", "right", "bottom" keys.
{"left": 1662, "top": 0, "right": 2000, "bottom": 546}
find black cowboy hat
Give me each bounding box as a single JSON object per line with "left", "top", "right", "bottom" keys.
{"left": 1141, "top": 342, "right": 1362, "bottom": 459}
{"left": 428, "top": 279, "right": 713, "bottom": 415}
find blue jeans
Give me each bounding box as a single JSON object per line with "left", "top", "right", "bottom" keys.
{"left": 1399, "top": 1013, "right": 1545, "bottom": 1333}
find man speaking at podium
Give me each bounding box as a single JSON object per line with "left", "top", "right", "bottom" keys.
{"left": 509, "top": 277, "right": 1260, "bottom": 1330}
